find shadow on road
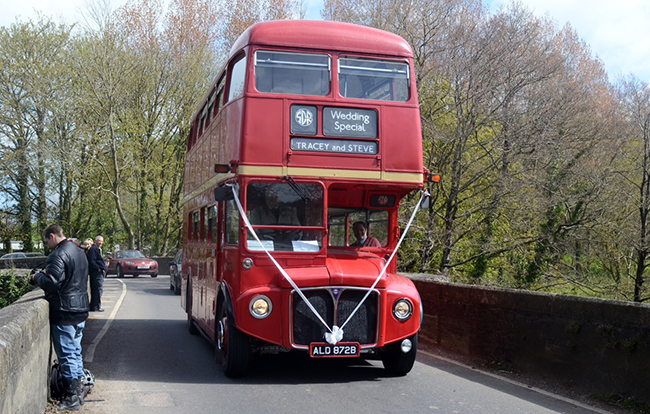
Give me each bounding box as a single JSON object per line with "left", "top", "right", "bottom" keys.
{"left": 82, "top": 316, "right": 394, "bottom": 387}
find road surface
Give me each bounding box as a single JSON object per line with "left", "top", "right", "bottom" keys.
{"left": 76, "top": 276, "right": 621, "bottom": 414}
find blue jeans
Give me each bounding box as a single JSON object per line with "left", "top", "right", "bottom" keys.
{"left": 51, "top": 322, "right": 85, "bottom": 380}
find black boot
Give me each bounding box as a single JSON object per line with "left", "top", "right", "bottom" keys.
{"left": 57, "top": 377, "right": 81, "bottom": 411}
{"left": 78, "top": 376, "right": 91, "bottom": 405}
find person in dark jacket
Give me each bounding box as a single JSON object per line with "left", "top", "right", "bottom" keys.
{"left": 32, "top": 224, "right": 89, "bottom": 411}
{"left": 87, "top": 235, "right": 107, "bottom": 311}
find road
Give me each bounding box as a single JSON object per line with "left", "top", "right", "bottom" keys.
{"left": 76, "top": 276, "right": 620, "bottom": 414}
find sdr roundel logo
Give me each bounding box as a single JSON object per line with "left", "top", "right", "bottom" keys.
{"left": 295, "top": 108, "right": 313, "bottom": 127}
{"left": 291, "top": 105, "right": 318, "bottom": 135}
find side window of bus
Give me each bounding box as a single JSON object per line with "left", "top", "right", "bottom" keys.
{"left": 254, "top": 50, "right": 330, "bottom": 96}
{"left": 199, "top": 107, "right": 207, "bottom": 136}
{"left": 214, "top": 74, "right": 226, "bottom": 117}
{"left": 208, "top": 205, "right": 218, "bottom": 244}
{"left": 192, "top": 211, "right": 200, "bottom": 242}
{"left": 203, "top": 208, "right": 209, "bottom": 243}
{"left": 367, "top": 210, "right": 389, "bottom": 246}
{"left": 205, "top": 91, "right": 215, "bottom": 128}
{"left": 227, "top": 55, "right": 247, "bottom": 102}
{"left": 225, "top": 200, "right": 240, "bottom": 245}
{"left": 328, "top": 214, "right": 347, "bottom": 246}
{"left": 339, "top": 57, "right": 409, "bottom": 102}
{"left": 328, "top": 209, "right": 389, "bottom": 247}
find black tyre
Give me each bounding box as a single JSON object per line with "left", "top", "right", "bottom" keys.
{"left": 187, "top": 287, "right": 199, "bottom": 335}
{"left": 217, "top": 303, "right": 250, "bottom": 378}
{"left": 381, "top": 333, "right": 418, "bottom": 376}
{"left": 151, "top": 273, "right": 158, "bottom": 278}
{"left": 116, "top": 266, "right": 124, "bottom": 278}
{"left": 173, "top": 281, "right": 181, "bottom": 295}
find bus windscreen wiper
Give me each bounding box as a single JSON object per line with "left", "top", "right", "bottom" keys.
{"left": 284, "top": 176, "right": 311, "bottom": 202}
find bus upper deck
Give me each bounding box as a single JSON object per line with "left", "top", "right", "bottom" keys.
{"left": 184, "top": 20, "right": 424, "bottom": 203}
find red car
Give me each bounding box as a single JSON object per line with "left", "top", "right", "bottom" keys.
{"left": 106, "top": 250, "right": 158, "bottom": 278}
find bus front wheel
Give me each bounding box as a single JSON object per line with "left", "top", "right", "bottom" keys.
{"left": 216, "top": 305, "right": 250, "bottom": 378}
{"left": 187, "top": 287, "right": 199, "bottom": 335}
{"left": 380, "top": 333, "right": 418, "bottom": 376}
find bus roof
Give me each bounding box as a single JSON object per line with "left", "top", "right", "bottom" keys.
{"left": 229, "top": 20, "right": 414, "bottom": 59}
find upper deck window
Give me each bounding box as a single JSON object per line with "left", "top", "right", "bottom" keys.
{"left": 255, "top": 50, "right": 330, "bottom": 96}
{"left": 339, "top": 57, "right": 409, "bottom": 102}
{"left": 228, "top": 55, "right": 247, "bottom": 101}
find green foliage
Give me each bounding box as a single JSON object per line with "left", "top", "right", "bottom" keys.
{"left": 0, "top": 270, "right": 34, "bottom": 309}
{"left": 1, "top": 1, "right": 649, "bottom": 304}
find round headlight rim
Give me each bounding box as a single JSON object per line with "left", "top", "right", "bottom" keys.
{"left": 392, "top": 298, "right": 413, "bottom": 321}
{"left": 249, "top": 295, "right": 272, "bottom": 319}
{"left": 242, "top": 257, "right": 254, "bottom": 270}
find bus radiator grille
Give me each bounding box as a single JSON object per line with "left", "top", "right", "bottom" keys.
{"left": 292, "top": 289, "right": 378, "bottom": 346}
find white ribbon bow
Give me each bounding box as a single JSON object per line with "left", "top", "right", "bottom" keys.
{"left": 325, "top": 325, "right": 344, "bottom": 345}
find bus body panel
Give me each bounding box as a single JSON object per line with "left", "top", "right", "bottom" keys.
{"left": 230, "top": 20, "right": 414, "bottom": 61}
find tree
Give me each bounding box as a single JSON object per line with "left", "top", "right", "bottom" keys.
{"left": 0, "top": 17, "right": 73, "bottom": 251}
{"left": 615, "top": 76, "right": 650, "bottom": 302}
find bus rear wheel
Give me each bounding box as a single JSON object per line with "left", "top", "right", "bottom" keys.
{"left": 216, "top": 305, "right": 249, "bottom": 378}
{"left": 381, "top": 333, "right": 418, "bottom": 376}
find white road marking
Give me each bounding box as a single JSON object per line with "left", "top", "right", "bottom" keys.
{"left": 84, "top": 279, "right": 127, "bottom": 363}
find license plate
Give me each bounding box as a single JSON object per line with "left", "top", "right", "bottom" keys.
{"left": 309, "top": 342, "right": 360, "bottom": 358}
{"left": 137, "top": 265, "right": 150, "bottom": 269}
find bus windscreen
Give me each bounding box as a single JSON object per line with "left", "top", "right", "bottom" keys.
{"left": 246, "top": 182, "right": 324, "bottom": 252}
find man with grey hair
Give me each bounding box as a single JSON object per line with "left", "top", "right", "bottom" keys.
{"left": 87, "top": 235, "right": 107, "bottom": 312}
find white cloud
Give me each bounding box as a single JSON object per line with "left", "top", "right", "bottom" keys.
{"left": 492, "top": 0, "right": 650, "bottom": 82}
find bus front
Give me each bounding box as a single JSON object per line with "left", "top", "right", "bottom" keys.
{"left": 211, "top": 21, "right": 428, "bottom": 378}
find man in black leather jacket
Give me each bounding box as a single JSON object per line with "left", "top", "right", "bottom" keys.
{"left": 32, "top": 224, "right": 89, "bottom": 411}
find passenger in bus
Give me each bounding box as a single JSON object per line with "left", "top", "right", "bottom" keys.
{"left": 250, "top": 188, "right": 301, "bottom": 241}
{"left": 351, "top": 221, "right": 381, "bottom": 248}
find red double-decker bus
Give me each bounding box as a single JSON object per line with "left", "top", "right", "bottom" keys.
{"left": 182, "top": 20, "right": 433, "bottom": 377}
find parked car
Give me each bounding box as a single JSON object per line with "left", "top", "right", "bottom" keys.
{"left": 106, "top": 250, "right": 158, "bottom": 278}
{"left": 169, "top": 250, "right": 182, "bottom": 295}
{"left": 1, "top": 252, "right": 26, "bottom": 259}
{"left": 24, "top": 252, "right": 46, "bottom": 257}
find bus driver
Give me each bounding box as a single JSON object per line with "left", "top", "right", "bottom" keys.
{"left": 351, "top": 221, "right": 381, "bottom": 248}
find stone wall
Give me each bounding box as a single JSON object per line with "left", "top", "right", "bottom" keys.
{"left": 0, "top": 289, "right": 49, "bottom": 414}
{"left": 414, "top": 279, "right": 650, "bottom": 404}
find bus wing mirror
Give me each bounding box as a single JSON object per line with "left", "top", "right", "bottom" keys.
{"left": 214, "top": 187, "right": 234, "bottom": 201}
{"left": 420, "top": 196, "right": 430, "bottom": 210}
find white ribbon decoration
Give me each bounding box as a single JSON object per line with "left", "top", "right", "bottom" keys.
{"left": 229, "top": 183, "right": 428, "bottom": 345}
{"left": 337, "top": 191, "right": 426, "bottom": 333}
{"left": 229, "top": 184, "right": 334, "bottom": 340}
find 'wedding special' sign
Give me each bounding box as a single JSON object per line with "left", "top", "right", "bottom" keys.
{"left": 323, "top": 107, "right": 377, "bottom": 138}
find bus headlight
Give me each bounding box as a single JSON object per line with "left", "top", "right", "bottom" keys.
{"left": 250, "top": 295, "right": 272, "bottom": 319}
{"left": 392, "top": 299, "right": 413, "bottom": 321}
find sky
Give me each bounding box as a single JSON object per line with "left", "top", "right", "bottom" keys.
{"left": 1, "top": 0, "right": 648, "bottom": 83}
